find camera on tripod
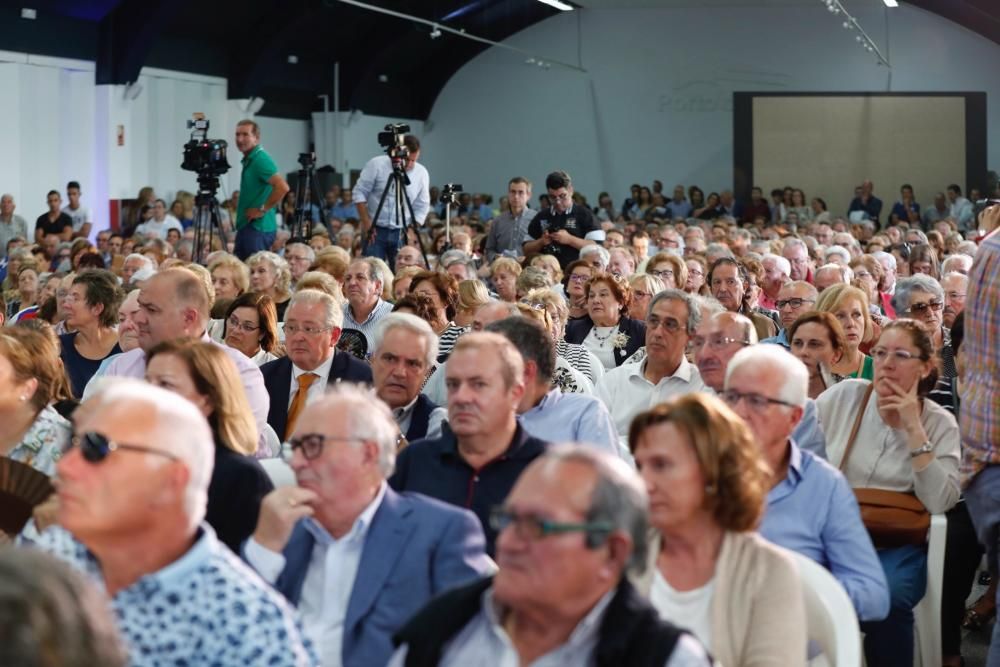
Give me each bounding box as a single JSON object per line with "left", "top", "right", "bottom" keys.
{"left": 181, "top": 113, "right": 230, "bottom": 176}
{"left": 377, "top": 123, "right": 410, "bottom": 160}
{"left": 298, "top": 151, "right": 317, "bottom": 169}
{"left": 440, "top": 183, "right": 463, "bottom": 207}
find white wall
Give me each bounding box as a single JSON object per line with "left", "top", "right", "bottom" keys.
{"left": 312, "top": 110, "right": 425, "bottom": 186}
{"left": 0, "top": 52, "right": 310, "bottom": 236}
{"left": 422, "top": 4, "right": 1000, "bottom": 207}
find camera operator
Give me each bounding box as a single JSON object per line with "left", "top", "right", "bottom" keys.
{"left": 354, "top": 134, "right": 430, "bottom": 268}
{"left": 523, "top": 170, "right": 597, "bottom": 270}
{"left": 233, "top": 119, "right": 289, "bottom": 260}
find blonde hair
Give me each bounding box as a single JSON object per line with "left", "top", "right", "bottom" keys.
{"left": 457, "top": 279, "right": 490, "bottom": 313}
{"left": 208, "top": 254, "right": 251, "bottom": 295}
{"left": 529, "top": 253, "right": 563, "bottom": 283}
{"left": 295, "top": 271, "right": 345, "bottom": 305}
{"left": 815, "top": 283, "right": 874, "bottom": 343}
{"left": 490, "top": 256, "right": 523, "bottom": 278}
{"left": 646, "top": 252, "right": 688, "bottom": 290}
{"left": 146, "top": 340, "right": 258, "bottom": 455}
{"left": 247, "top": 251, "right": 291, "bottom": 299}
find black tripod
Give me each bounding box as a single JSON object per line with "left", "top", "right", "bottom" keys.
{"left": 288, "top": 155, "right": 325, "bottom": 244}
{"left": 364, "top": 155, "right": 429, "bottom": 267}
{"left": 191, "top": 173, "right": 227, "bottom": 265}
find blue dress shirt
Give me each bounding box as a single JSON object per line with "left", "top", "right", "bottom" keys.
{"left": 518, "top": 389, "right": 621, "bottom": 457}
{"left": 759, "top": 441, "right": 890, "bottom": 622}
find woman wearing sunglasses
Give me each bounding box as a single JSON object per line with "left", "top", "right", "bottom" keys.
{"left": 630, "top": 393, "right": 805, "bottom": 667}
{"left": 222, "top": 292, "right": 283, "bottom": 367}
{"left": 816, "top": 319, "right": 960, "bottom": 667}
{"left": 145, "top": 340, "right": 272, "bottom": 552}
{"left": 891, "top": 274, "right": 956, "bottom": 378}
{"left": 0, "top": 329, "right": 72, "bottom": 477}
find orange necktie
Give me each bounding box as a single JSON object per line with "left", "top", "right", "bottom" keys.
{"left": 285, "top": 372, "right": 319, "bottom": 440}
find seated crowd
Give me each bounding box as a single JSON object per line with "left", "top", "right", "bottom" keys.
{"left": 0, "top": 171, "right": 997, "bottom": 667}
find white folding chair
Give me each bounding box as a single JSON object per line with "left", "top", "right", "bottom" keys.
{"left": 259, "top": 457, "right": 296, "bottom": 488}
{"left": 791, "top": 552, "right": 862, "bottom": 667}
{"left": 914, "top": 513, "right": 947, "bottom": 667}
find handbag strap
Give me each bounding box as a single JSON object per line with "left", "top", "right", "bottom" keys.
{"left": 839, "top": 383, "right": 875, "bottom": 472}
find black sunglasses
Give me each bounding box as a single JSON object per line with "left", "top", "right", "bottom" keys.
{"left": 69, "top": 432, "right": 179, "bottom": 464}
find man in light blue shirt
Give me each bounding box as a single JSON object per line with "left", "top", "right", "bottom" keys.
{"left": 354, "top": 134, "right": 430, "bottom": 268}
{"left": 485, "top": 317, "right": 621, "bottom": 457}
{"left": 723, "top": 345, "right": 890, "bottom": 623}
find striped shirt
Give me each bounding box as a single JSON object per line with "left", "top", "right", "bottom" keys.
{"left": 437, "top": 323, "right": 468, "bottom": 363}
{"left": 556, "top": 339, "right": 604, "bottom": 384}
{"left": 342, "top": 298, "right": 394, "bottom": 353}
{"left": 960, "top": 231, "right": 1000, "bottom": 483}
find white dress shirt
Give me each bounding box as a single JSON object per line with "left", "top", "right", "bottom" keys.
{"left": 352, "top": 155, "right": 430, "bottom": 229}
{"left": 393, "top": 395, "right": 447, "bottom": 440}
{"left": 596, "top": 356, "right": 706, "bottom": 446}
{"left": 245, "top": 482, "right": 387, "bottom": 667}
{"left": 289, "top": 353, "right": 336, "bottom": 409}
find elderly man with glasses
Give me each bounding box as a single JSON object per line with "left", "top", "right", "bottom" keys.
{"left": 695, "top": 310, "right": 827, "bottom": 458}
{"left": 724, "top": 345, "right": 889, "bottom": 625}
{"left": 245, "top": 385, "right": 492, "bottom": 667}
{"left": 21, "top": 379, "right": 317, "bottom": 666}
{"left": 388, "top": 446, "right": 713, "bottom": 667}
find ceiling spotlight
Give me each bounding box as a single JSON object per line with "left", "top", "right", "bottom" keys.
{"left": 429, "top": 24, "right": 442, "bottom": 39}
{"left": 378, "top": 74, "right": 389, "bottom": 83}
{"left": 525, "top": 57, "right": 536, "bottom": 65}
{"left": 536, "top": 0, "right": 573, "bottom": 10}
{"left": 883, "top": 0, "right": 899, "bottom": 6}
{"left": 287, "top": 55, "right": 299, "bottom": 64}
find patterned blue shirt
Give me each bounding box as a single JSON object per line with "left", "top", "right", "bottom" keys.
{"left": 22, "top": 524, "right": 318, "bottom": 667}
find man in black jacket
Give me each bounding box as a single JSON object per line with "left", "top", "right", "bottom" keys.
{"left": 388, "top": 446, "right": 712, "bottom": 667}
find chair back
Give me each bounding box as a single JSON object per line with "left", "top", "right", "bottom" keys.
{"left": 790, "top": 552, "right": 862, "bottom": 667}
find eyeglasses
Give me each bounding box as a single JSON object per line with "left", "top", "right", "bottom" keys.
{"left": 68, "top": 432, "right": 179, "bottom": 464}
{"left": 776, "top": 298, "right": 816, "bottom": 309}
{"left": 687, "top": 268, "right": 704, "bottom": 278}
{"left": 519, "top": 299, "right": 546, "bottom": 312}
{"left": 227, "top": 315, "right": 260, "bottom": 332}
{"left": 871, "top": 347, "right": 924, "bottom": 364}
{"left": 568, "top": 274, "right": 590, "bottom": 283}
{"left": 946, "top": 292, "right": 967, "bottom": 300}
{"left": 721, "top": 389, "right": 796, "bottom": 410}
{"left": 905, "top": 300, "right": 943, "bottom": 316}
{"left": 633, "top": 290, "right": 653, "bottom": 300}
{"left": 284, "top": 323, "right": 332, "bottom": 336}
{"left": 690, "top": 335, "right": 750, "bottom": 350}
{"left": 646, "top": 315, "right": 683, "bottom": 332}
{"left": 649, "top": 269, "right": 674, "bottom": 280}
{"left": 286, "top": 254, "right": 311, "bottom": 262}
{"left": 489, "top": 507, "right": 612, "bottom": 542}
{"left": 285, "top": 433, "right": 360, "bottom": 461}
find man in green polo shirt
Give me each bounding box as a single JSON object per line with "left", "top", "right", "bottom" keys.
{"left": 233, "top": 119, "right": 289, "bottom": 260}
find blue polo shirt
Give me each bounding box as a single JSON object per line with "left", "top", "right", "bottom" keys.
{"left": 389, "top": 422, "right": 549, "bottom": 555}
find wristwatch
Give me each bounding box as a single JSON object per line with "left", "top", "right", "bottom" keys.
{"left": 910, "top": 441, "right": 934, "bottom": 458}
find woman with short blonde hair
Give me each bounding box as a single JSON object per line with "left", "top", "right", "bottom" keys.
{"left": 246, "top": 251, "right": 291, "bottom": 320}
{"left": 455, "top": 279, "right": 489, "bottom": 328}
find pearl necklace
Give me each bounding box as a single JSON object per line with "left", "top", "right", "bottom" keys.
{"left": 591, "top": 324, "right": 618, "bottom": 348}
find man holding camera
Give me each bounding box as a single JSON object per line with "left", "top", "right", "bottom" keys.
{"left": 523, "top": 171, "right": 596, "bottom": 270}
{"left": 234, "top": 119, "right": 289, "bottom": 260}
{"left": 354, "top": 132, "right": 430, "bottom": 268}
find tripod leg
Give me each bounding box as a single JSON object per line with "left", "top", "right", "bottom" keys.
{"left": 364, "top": 176, "right": 395, "bottom": 258}
{"left": 399, "top": 178, "right": 430, "bottom": 269}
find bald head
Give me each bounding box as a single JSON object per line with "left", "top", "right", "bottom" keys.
{"left": 694, "top": 311, "right": 757, "bottom": 392}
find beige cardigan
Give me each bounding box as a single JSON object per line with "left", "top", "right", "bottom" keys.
{"left": 632, "top": 530, "right": 806, "bottom": 667}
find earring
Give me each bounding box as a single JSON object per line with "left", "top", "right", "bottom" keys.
{"left": 19, "top": 395, "right": 28, "bottom": 402}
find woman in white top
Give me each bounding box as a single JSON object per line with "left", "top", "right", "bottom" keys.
{"left": 222, "top": 292, "right": 283, "bottom": 367}
{"left": 816, "top": 319, "right": 960, "bottom": 667}
{"left": 630, "top": 393, "right": 805, "bottom": 667}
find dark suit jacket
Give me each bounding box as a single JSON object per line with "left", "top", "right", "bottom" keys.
{"left": 266, "top": 487, "right": 493, "bottom": 667}
{"left": 564, "top": 315, "right": 646, "bottom": 367}
{"left": 260, "top": 353, "right": 373, "bottom": 438}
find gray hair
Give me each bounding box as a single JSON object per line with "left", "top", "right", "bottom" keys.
{"left": 648, "top": 288, "right": 700, "bottom": 334}
{"left": 88, "top": 379, "right": 214, "bottom": 526}
{"left": 690, "top": 294, "right": 726, "bottom": 321}
{"left": 318, "top": 384, "right": 398, "bottom": 478}
{"left": 124, "top": 253, "right": 155, "bottom": 271}
{"left": 872, "top": 250, "right": 896, "bottom": 270}
{"left": 726, "top": 345, "right": 808, "bottom": 407}
{"left": 762, "top": 253, "right": 791, "bottom": 277}
{"left": 941, "top": 254, "right": 972, "bottom": 274}
{"left": 286, "top": 242, "right": 316, "bottom": 263}
{"left": 783, "top": 237, "right": 808, "bottom": 254}
{"left": 815, "top": 263, "right": 853, "bottom": 283}
{"left": 288, "top": 288, "right": 344, "bottom": 330}
{"left": 824, "top": 245, "right": 852, "bottom": 265}
{"left": 373, "top": 312, "right": 439, "bottom": 368}
{"left": 579, "top": 243, "right": 611, "bottom": 269}
{"left": 439, "top": 248, "right": 471, "bottom": 267}
{"left": 956, "top": 240, "right": 978, "bottom": 257}
{"left": 705, "top": 242, "right": 734, "bottom": 260}
{"left": 892, "top": 274, "right": 944, "bottom": 313}
{"left": 941, "top": 271, "right": 969, "bottom": 289}
{"left": 541, "top": 446, "right": 650, "bottom": 575}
